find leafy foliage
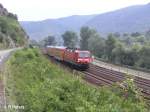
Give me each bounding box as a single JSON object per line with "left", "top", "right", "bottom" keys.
{"left": 138, "top": 46, "right": 150, "bottom": 69}
{"left": 43, "top": 35, "right": 56, "bottom": 46}
{"left": 80, "top": 26, "right": 96, "bottom": 50}
{"left": 6, "top": 48, "right": 148, "bottom": 112}
{"left": 88, "top": 32, "right": 105, "bottom": 58}
{"left": 78, "top": 26, "right": 150, "bottom": 70}
{"left": 105, "top": 34, "right": 117, "bottom": 61}
{"left": 62, "top": 31, "right": 78, "bottom": 48}
{"left": 105, "top": 33, "right": 150, "bottom": 69}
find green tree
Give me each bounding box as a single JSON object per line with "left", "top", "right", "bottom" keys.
{"left": 88, "top": 34, "right": 105, "bottom": 58}
{"left": 138, "top": 46, "right": 150, "bottom": 69}
{"left": 131, "top": 32, "right": 141, "bottom": 37}
{"left": 80, "top": 26, "right": 96, "bottom": 50}
{"left": 123, "top": 36, "right": 133, "bottom": 46}
{"left": 123, "top": 33, "right": 129, "bottom": 37}
{"left": 0, "top": 33, "right": 4, "bottom": 43}
{"left": 120, "top": 48, "right": 139, "bottom": 66}
{"left": 62, "top": 31, "right": 78, "bottom": 48}
{"left": 135, "top": 36, "right": 145, "bottom": 45}
{"left": 112, "top": 42, "right": 125, "bottom": 64}
{"left": 44, "top": 35, "right": 56, "bottom": 46}
{"left": 145, "top": 30, "right": 150, "bottom": 41}
{"left": 105, "top": 34, "right": 117, "bottom": 61}
{"left": 113, "top": 32, "right": 121, "bottom": 38}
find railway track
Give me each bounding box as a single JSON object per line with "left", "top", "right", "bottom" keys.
{"left": 45, "top": 54, "right": 150, "bottom": 102}
{"left": 84, "top": 64, "right": 150, "bottom": 100}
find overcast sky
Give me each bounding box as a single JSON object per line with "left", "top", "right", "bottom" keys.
{"left": 0, "top": 0, "right": 149, "bottom": 21}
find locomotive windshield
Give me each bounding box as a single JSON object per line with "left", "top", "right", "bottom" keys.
{"left": 79, "top": 52, "right": 90, "bottom": 58}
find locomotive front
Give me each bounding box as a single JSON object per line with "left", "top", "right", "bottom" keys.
{"left": 76, "top": 50, "right": 92, "bottom": 68}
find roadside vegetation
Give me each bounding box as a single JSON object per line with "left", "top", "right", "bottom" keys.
{"left": 5, "top": 48, "right": 148, "bottom": 112}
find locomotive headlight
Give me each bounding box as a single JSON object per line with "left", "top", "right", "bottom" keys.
{"left": 77, "top": 59, "right": 80, "bottom": 62}
{"left": 77, "top": 59, "right": 82, "bottom": 62}
{"left": 77, "top": 58, "right": 90, "bottom": 63}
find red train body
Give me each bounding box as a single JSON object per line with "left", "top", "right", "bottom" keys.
{"left": 46, "top": 46, "right": 92, "bottom": 69}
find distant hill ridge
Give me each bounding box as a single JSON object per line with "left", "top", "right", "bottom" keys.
{"left": 21, "top": 3, "right": 150, "bottom": 41}
{"left": 21, "top": 15, "right": 95, "bottom": 41}
{"left": 86, "top": 3, "right": 150, "bottom": 34}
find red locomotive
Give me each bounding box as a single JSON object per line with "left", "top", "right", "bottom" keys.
{"left": 46, "top": 46, "right": 92, "bottom": 69}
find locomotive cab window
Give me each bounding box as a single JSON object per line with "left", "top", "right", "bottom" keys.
{"left": 79, "top": 52, "right": 90, "bottom": 58}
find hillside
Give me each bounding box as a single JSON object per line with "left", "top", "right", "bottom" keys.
{"left": 21, "top": 3, "right": 150, "bottom": 41}
{"left": 86, "top": 3, "right": 150, "bottom": 34}
{"left": 0, "top": 4, "right": 28, "bottom": 49}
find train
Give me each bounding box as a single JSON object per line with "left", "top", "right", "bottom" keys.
{"left": 45, "top": 46, "right": 93, "bottom": 69}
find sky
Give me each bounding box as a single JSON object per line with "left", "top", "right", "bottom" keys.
{"left": 0, "top": 0, "right": 149, "bottom": 21}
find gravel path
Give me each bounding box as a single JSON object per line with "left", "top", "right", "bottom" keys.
{"left": 93, "top": 60, "right": 150, "bottom": 80}
{"left": 0, "top": 49, "right": 13, "bottom": 68}
{"left": 0, "top": 49, "right": 17, "bottom": 110}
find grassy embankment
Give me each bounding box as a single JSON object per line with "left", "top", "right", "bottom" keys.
{"left": 5, "top": 48, "right": 149, "bottom": 112}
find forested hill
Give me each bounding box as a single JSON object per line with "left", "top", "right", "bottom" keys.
{"left": 0, "top": 4, "right": 28, "bottom": 49}
{"left": 21, "top": 3, "right": 150, "bottom": 41}
{"left": 86, "top": 3, "right": 150, "bottom": 34}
